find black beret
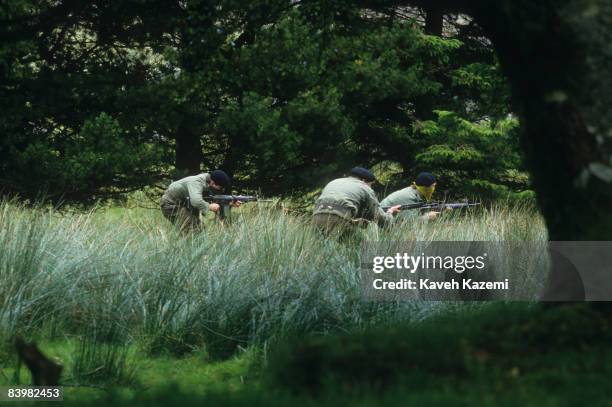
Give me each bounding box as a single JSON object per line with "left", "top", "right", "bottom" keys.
{"left": 210, "top": 169, "right": 231, "bottom": 188}
{"left": 415, "top": 172, "right": 436, "bottom": 187}
{"left": 350, "top": 167, "right": 377, "bottom": 182}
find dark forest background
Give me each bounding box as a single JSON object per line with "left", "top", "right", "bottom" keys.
{"left": 2, "top": 0, "right": 532, "bottom": 204}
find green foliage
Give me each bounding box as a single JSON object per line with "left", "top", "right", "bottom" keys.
{"left": 410, "top": 111, "right": 528, "bottom": 199}
{"left": 217, "top": 93, "right": 303, "bottom": 178}
{"left": 265, "top": 303, "right": 612, "bottom": 395}
{"left": 10, "top": 113, "right": 162, "bottom": 202}
{"left": 0, "top": 1, "right": 520, "bottom": 202}
{"left": 6, "top": 304, "right": 608, "bottom": 405}
{"left": 0, "top": 1, "right": 178, "bottom": 202}
{"left": 450, "top": 61, "right": 512, "bottom": 119}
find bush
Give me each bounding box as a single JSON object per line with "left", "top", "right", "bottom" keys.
{"left": 264, "top": 303, "right": 612, "bottom": 394}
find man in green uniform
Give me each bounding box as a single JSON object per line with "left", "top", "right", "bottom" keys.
{"left": 160, "top": 169, "right": 234, "bottom": 231}
{"left": 380, "top": 172, "right": 442, "bottom": 221}
{"left": 313, "top": 167, "right": 400, "bottom": 236}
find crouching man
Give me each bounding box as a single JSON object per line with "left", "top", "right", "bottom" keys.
{"left": 160, "top": 169, "right": 236, "bottom": 232}
{"left": 380, "top": 172, "right": 443, "bottom": 221}
{"left": 313, "top": 167, "right": 400, "bottom": 237}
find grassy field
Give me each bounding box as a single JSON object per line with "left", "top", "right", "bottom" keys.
{"left": 4, "top": 304, "right": 612, "bottom": 406}
{"left": 2, "top": 198, "right": 589, "bottom": 404}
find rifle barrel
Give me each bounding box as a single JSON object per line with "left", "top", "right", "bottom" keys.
{"left": 383, "top": 202, "right": 480, "bottom": 211}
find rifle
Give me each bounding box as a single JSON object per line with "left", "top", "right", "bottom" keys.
{"left": 382, "top": 201, "right": 480, "bottom": 212}
{"left": 419, "top": 201, "right": 481, "bottom": 211}
{"left": 203, "top": 194, "right": 261, "bottom": 220}
{"left": 381, "top": 202, "right": 430, "bottom": 211}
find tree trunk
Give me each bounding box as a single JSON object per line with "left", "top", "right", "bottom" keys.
{"left": 424, "top": 4, "right": 443, "bottom": 36}
{"left": 414, "top": 4, "right": 444, "bottom": 121}
{"left": 175, "top": 118, "right": 203, "bottom": 175}
{"left": 467, "top": 0, "right": 612, "bottom": 240}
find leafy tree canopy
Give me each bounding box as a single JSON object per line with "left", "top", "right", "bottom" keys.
{"left": 0, "top": 0, "right": 524, "bottom": 204}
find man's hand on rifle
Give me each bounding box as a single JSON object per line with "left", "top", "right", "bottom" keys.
{"left": 209, "top": 203, "right": 221, "bottom": 212}
{"left": 386, "top": 205, "right": 401, "bottom": 215}
{"left": 230, "top": 200, "right": 242, "bottom": 208}
{"left": 424, "top": 207, "right": 452, "bottom": 220}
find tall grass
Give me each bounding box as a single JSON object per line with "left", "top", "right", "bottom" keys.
{"left": 70, "top": 322, "right": 137, "bottom": 386}
{"left": 0, "top": 200, "right": 547, "bottom": 360}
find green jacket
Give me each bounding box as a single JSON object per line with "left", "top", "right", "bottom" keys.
{"left": 380, "top": 186, "right": 424, "bottom": 220}
{"left": 314, "top": 177, "right": 393, "bottom": 226}
{"left": 164, "top": 173, "right": 212, "bottom": 214}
